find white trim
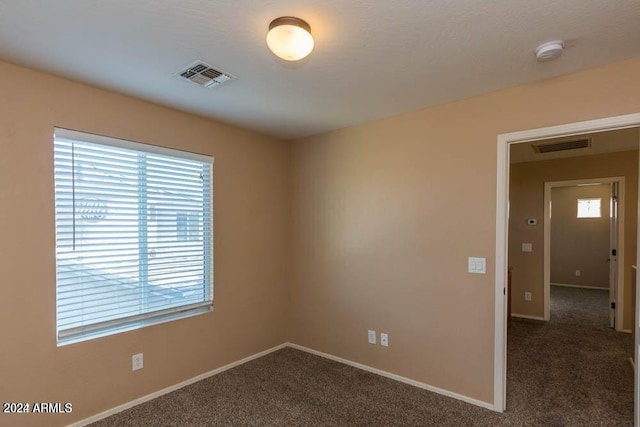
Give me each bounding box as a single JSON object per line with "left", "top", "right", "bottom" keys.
{"left": 510, "top": 313, "right": 546, "bottom": 321}
{"left": 495, "top": 112, "right": 640, "bottom": 414}
{"left": 635, "top": 130, "right": 640, "bottom": 427}
{"left": 550, "top": 283, "right": 609, "bottom": 291}
{"left": 621, "top": 329, "right": 633, "bottom": 334}
{"left": 494, "top": 127, "right": 510, "bottom": 412}
{"left": 66, "top": 343, "right": 287, "bottom": 427}
{"left": 630, "top": 357, "right": 636, "bottom": 372}
{"left": 288, "top": 343, "right": 494, "bottom": 411}
{"left": 542, "top": 177, "right": 625, "bottom": 329}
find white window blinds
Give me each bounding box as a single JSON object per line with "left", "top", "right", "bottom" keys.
{"left": 53, "top": 128, "right": 213, "bottom": 344}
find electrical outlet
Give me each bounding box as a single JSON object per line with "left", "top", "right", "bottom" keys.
{"left": 380, "top": 333, "right": 389, "bottom": 347}
{"left": 575, "top": 270, "right": 581, "bottom": 277}
{"left": 524, "top": 292, "right": 532, "bottom": 301}
{"left": 368, "top": 330, "right": 376, "bottom": 345}
{"left": 132, "top": 353, "right": 143, "bottom": 371}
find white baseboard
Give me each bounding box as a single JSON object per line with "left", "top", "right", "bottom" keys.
{"left": 510, "top": 313, "right": 546, "bottom": 321}
{"left": 67, "top": 343, "right": 288, "bottom": 427}
{"left": 621, "top": 329, "right": 633, "bottom": 334}
{"left": 288, "top": 343, "right": 495, "bottom": 411}
{"left": 551, "top": 283, "right": 609, "bottom": 291}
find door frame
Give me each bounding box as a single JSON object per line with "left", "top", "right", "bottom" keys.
{"left": 494, "top": 112, "right": 640, "bottom": 412}
{"left": 542, "top": 177, "right": 625, "bottom": 327}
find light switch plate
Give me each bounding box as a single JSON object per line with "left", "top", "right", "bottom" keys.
{"left": 522, "top": 243, "right": 533, "bottom": 252}
{"left": 468, "top": 257, "right": 486, "bottom": 274}
{"left": 368, "top": 330, "right": 376, "bottom": 344}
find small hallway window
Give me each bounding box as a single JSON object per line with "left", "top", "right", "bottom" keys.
{"left": 577, "top": 198, "right": 601, "bottom": 218}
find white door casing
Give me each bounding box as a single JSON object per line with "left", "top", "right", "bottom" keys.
{"left": 635, "top": 129, "right": 640, "bottom": 427}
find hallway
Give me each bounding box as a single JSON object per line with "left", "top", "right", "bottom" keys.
{"left": 507, "top": 286, "right": 633, "bottom": 425}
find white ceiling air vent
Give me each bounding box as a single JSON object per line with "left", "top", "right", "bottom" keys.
{"left": 532, "top": 138, "right": 591, "bottom": 154}
{"left": 175, "top": 61, "right": 236, "bottom": 89}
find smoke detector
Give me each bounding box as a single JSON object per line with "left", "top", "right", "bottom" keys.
{"left": 534, "top": 40, "right": 564, "bottom": 62}
{"left": 175, "top": 61, "right": 236, "bottom": 89}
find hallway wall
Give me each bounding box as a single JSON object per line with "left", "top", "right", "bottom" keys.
{"left": 551, "top": 184, "right": 611, "bottom": 288}
{"left": 509, "top": 150, "right": 638, "bottom": 328}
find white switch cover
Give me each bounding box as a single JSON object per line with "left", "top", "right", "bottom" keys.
{"left": 468, "top": 257, "right": 486, "bottom": 274}
{"left": 368, "top": 330, "right": 377, "bottom": 344}
{"left": 380, "top": 333, "right": 389, "bottom": 347}
{"left": 522, "top": 243, "right": 533, "bottom": 252}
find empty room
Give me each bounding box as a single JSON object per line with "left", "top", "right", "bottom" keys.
{"left": 1, "top": 1, "right": 640, "bottom": 426}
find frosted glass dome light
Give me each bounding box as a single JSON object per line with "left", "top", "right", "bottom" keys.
{"left": 267, "top": 17, "right": 314, "bottom": 61}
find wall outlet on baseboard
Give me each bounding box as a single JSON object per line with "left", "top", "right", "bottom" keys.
{"left": 575, "top": 270, "right": 581, "bottom": 277}
{"left": 524, "top": 292, "right": 532, "bottom": 301}
{"left": 132, "top": 353, "right": 144, "bottom": 371}
{"left": 380, "top": 333, "right": 389, "bottom": 347}
{"left": 368, "top": 330, "right": 376, "bottom": 345}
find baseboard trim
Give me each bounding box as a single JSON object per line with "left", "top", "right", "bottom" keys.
{"left": 621, "top": 329, "right": 633, "bottom": 334}
{"left": 551, "top": 283, "right": 609, "bottom": 291}
{"left": 67, "top": 343, "right": 288, "bottom": 427}
{"left": 510, "top": 313, "right": 546, "bottom": 321}
{"left": 287, "top": 343, "right": 495, "bottom": 411}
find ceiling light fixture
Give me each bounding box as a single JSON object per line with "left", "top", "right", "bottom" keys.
{"left": 267, "top": 16, "right": 314, "bottom": 61}
{"left": 534, "top": 40, "right": 565, "bottom": 62}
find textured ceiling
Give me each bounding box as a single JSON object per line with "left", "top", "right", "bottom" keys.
{"left": 1, "top": 1, "right": 639, "bottom": 140}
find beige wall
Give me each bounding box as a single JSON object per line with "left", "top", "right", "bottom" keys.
{"left": 509, "top": 151, "right": 638, "bottom": 326}
{"left": 0, "top": 61, "right": 291, "bottom": 427}
{"left": 550, "top": 185, "right": 611, "bottom": 288}
{"left": 289, "top": 57, "right": 640, "bottom": 405}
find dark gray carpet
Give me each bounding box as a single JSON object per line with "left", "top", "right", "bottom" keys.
{"left": 92, "top": 286, "right": 633, "bottom": 426}
{"left": 505, "top": 285, "right": 633, "bottom": 426}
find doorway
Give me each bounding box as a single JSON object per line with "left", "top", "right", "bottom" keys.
{"left": 545, "top": 178, "right": 624, "bottom": 330}
{"left": 493, "top": 113, "right": 640, "bottom": 420}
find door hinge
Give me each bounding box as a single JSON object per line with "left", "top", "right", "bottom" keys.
{"left": 611, "top": 302, "right": 616, "bottom": 309}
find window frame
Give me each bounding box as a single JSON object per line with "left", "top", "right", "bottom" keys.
{"left": 53, "top": 128, "right": 214, "bottom": 346}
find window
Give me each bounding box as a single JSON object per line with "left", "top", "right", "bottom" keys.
{"left": 577, "top": 198, "right": 601, "bottom": 218}
{"left": 176, "top": 211, "right": 200, "bottom": 241}
{"left": 53, "top": 128, "right": 213, "bottom": 345}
